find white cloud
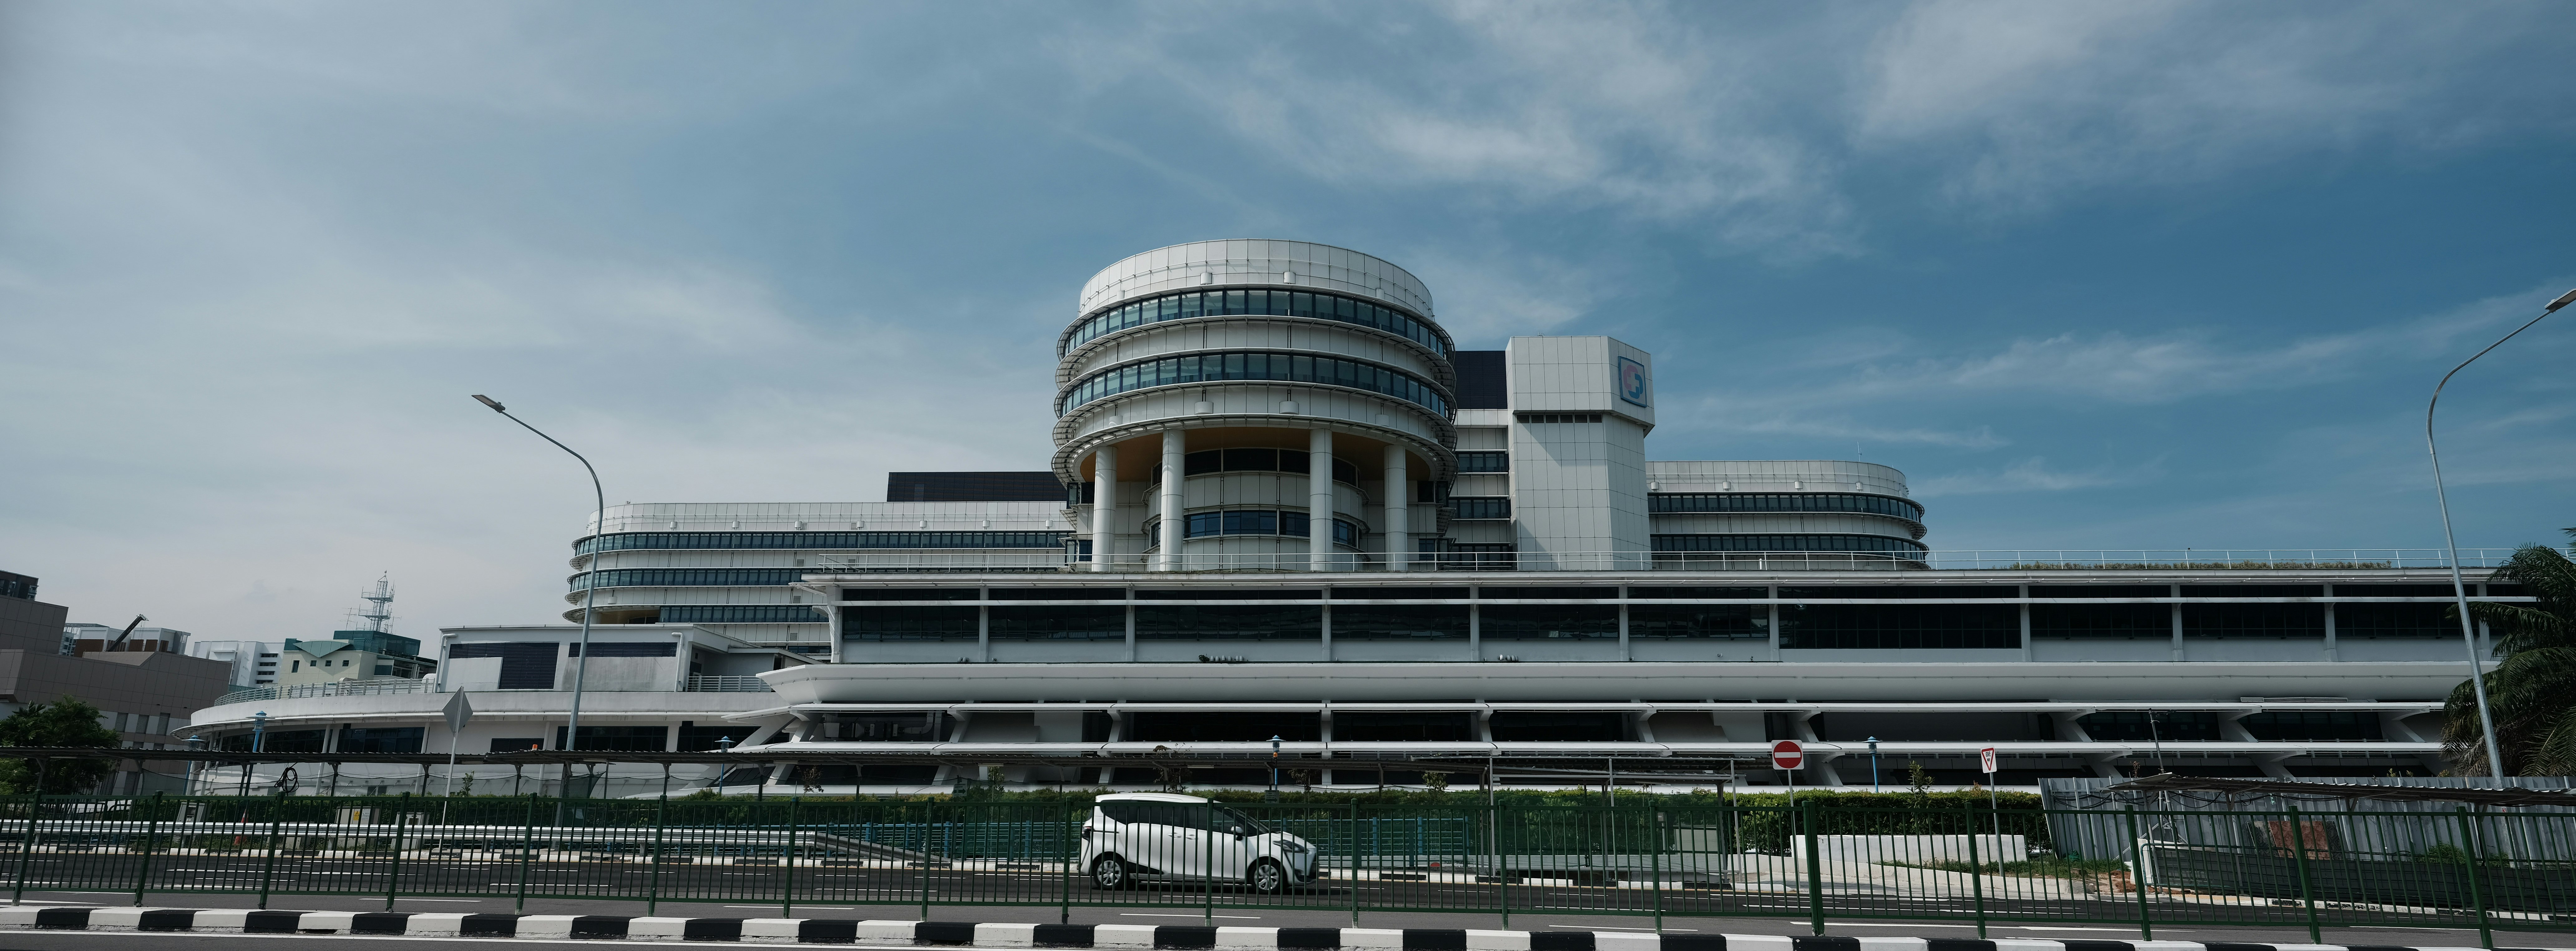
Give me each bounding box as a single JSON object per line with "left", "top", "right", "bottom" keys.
{"left": 1915, "top": 457, "right": 2133, "bottom": 497}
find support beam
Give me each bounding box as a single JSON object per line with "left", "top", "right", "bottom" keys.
{"left": 1091, "top": 444, "right": 1118, "bottom": 573}
{"left": 1309, "top": 429, "right": 1334, "bottom": 570}
{"left": 1383, "top": 444, "right": 1408, "bottom": 572}
{"left": 1158, "top": 431, "right": 1185, "bottom": 572}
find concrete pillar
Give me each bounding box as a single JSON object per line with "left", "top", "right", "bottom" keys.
{"left": 1091, "top": 444, "right": 1118, "bottom": 573}
{"left": 1309, "top": 429, "right": 1334, "bottom": 571}
{"left": 1159, "top": 430, "right": 1186, "bottom": 572}
{"left": 1383, "top": 444, "right": 1409, "bottom": 572}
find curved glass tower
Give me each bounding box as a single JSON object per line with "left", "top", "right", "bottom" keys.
{"left": 1054, "top": 240, "right": 1458, "bottom": 572}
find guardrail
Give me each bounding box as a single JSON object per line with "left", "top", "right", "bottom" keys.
{"left": 683, "top": 675, "right": 774, "bottom": 693}
{"left": 214, "top": 679, "right": 437, "bottom": 705}
{"left": 0, "top": 794, "right": 2563, "bottom": 940}
{"left": 797, "top": 549, "right": 2521, "bottom": 574}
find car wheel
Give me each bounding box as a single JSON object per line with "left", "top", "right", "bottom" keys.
{"left": 1091, "top": 855, "right": 1129, "bottom": 890}
{"left": 1247, "top": 858, "right": 1286, "bottom": 895}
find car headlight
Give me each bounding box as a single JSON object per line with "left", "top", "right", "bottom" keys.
{"left": 1276, "top": 841, "right": 1309, "bottom": 855}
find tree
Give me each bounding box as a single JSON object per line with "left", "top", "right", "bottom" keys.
{"left": 0, "top": 699, "right": 121, "bottom": 795}
{"left": 2443, "top": 534, "right": 2576, "bottom": 776}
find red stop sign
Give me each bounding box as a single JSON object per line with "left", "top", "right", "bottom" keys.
{"left": 1771, "top": 739, "right": 1804, "bottom": 770}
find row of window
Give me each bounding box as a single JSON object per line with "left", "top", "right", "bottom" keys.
{"left": 2077, "top": 711, "right": 2385, "bottom": 742}
{"left": 1138, "top": 510, "right": 1363, "bottom": 546}
{"left": 576, "top": 531, "right": 1068, "bottom": 555}
{"left": 841, "top": 603, "right": 1766, "bottom": 641}
{"left": 1451, "top": 497, "right": 1511, "bottom": 519}
{"left": 1456, "top": 452, "right": 1509, "bottom": 473}
{"left": 1652, "top": 534, "right": 1930, "bottom": 555}
{"left": 1057, "top": 351, "right": 1451, "bottom": 417}
{"left": 834, "top": 584, "right": 2509, "bottom": 602}
{"left": 1064, "top": 288, "right": 1448, "bottom": 356}
{"left": 1649, "top": 492, "right": 1925, "bottom": 521}
{"left": 1175, "top": 448, "right": 1362, "bottom": 484}
{"left": 659, "top": 605, "right": 829, "bottom": 624}
{"left": 838, "top": 602, "right": 2470, "bottom": 645}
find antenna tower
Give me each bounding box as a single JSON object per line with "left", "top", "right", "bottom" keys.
{"left": 355, "top": 573, "right": 395, "bottom": 633}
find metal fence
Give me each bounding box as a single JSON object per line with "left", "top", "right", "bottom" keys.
{"left": 1, "top": 795, "right": 2564, "bottom": 944}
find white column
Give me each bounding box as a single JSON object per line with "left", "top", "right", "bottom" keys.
{"left": 1091, "top": 444, "right": 1118, "bottom": 573}
{"left": 1159, "top": 430, "right": 1185, "bottom": 572}
{"left": 1383, "top": 444, "right": 1409, "bottom": 572}
{"left": 1309, "top": 428, "right": 1334, "bottom": 571}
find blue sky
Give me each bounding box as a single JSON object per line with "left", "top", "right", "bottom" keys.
{"left": 3, "top": 2, "right": 2572, "bottom": 643}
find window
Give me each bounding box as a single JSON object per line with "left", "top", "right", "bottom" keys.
{"left": 1133, "top": 604, "right": 1321, "bottom": 640}
{"left": 1456, "top": 452, "right": 1509, "bottom": 473}
{"left": 1335, "top": 713, "right": 1474, "bottom": 742}
{"left": 1330, "top": 603, "right": 1468, "bottom": 640}
{"left": 1057, "top": 351, "right": 1451, "bottom": 417}
{"left": 1062, "top": 288, "right": 1447, "bottom": 356}
{"left": 661, "top": 605, "right": 828, "bottom": 623}
{"left": 2334, "top": 603, "right": 2452, "bottom": 638}
{"left": 1478, "top": 604, "right": 1619, "bottom": 640}
{"left": 555, "top": 725, "right": 668, "bottom": 752}
{"left": 988, "top": 588, "right": 1125, "bottom": 600}
{"left": 1136, "top": 589, "right": 1320, "bottom": 600}
{"left": 2077, "top": 712, "right": 2216, "bottom": 742}
{"left": 1780, "top": 603, "right": 2019, "bottom": 649}
{"left": 2032, "top": 604, "right": 2171, "bottom": 639}
{"left": 262, "top": 729, "right": 325, "bottom": 753}
{"left": 843, "top": 588, "right": 981, "bottom": 601}
{"left": 1649, "top": 493, "right": 1923, "bottom": 521}
{"left": 1627, "top": 604, "right": 1766, "bottom": 639}
{"left": 2242, "top": 711, "right": 2382, "bottom": 741}
{"left": 842, "top": 605, "right": 978, "bottom": 641}
{"left": 988, "top": 605, "right": 1126, "bottom": 641}
{"left": 339, "top": 727, "right": 424, "bottom": 754}
{"left": 1513, "top": 413, "right": 1603, "bottom": 424}
{"left": 2331, "top": 584, "right": 2457, "bottom": 597}
{"left": 489, "top": 738, "right": 543, "bottom": 753}
{"left": 1479, "top": 586, "right": 1616, "bottom": 599}
{"left": 568, "top": 642, "right": 677, "bottom": 657}
{"left": 1489, "top": 712, "right": 1629, "bottom": 742}
{"left": 1127, "top": 712, "right": 1321, "bottom": 742}
{"left": 2030, "top": 585, "right": 2171, "bottom": 598}
{"left": 1628, "top": 586, "right": 1765, "bottom": 599}
{"left": 1778, "top": 585, "right": 2017, "bottom": 599}
{"left": 449, "top": 642, "right": 560, "bottom": 690}
{"left": 1653, "top": 534, "right": 1929, "bottom": 556}
{"left": 1173, "top": 450, "right": 1361, "bottom": 484}
{"left": 1450, "top": 497, "right": 1511, "bottom": 520}
{"left": 807, "top": 712, "right": 950, "bottom": 742}
{"left": 2181, "top": 585, "right": 2325, "bottom": 598}
{"left": 2183, "top": 604, "right": 2323, "bottom": 639}
{"left": 577, "top": 531, "right": 1069, "bottom": 556}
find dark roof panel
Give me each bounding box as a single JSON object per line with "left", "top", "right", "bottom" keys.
{"left": 885, "top": 472, "right": 1066, "bottom": 503}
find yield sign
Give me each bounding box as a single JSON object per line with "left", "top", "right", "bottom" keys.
{"left": 1771, "top": 739, "right": 1804, "bottom": 770}
{"left": 1980, "top": 746, "right": 1999, "bottom": 774}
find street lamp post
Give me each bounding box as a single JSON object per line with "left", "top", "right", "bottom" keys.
{"left": 1867, "top": 737, "right": 1880, "bottom": 792}
{"left": 472, "top": 395, "right": 605, "bottom": 806}
{"left": 2427, "top": 287, "right": 2576, "bottom": 782}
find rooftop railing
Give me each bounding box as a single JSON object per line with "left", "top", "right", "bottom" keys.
{"left": 790, "top": 548, "right": 2520, "bottom": 574}
{"left": 684, "top": 675, "right": 776, "bottom": 692}
{"left": 215, "top": 678, "right": 437, "bottom": 705}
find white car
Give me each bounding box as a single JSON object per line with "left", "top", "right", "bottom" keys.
{"left": 1080, "top": 792, "right": 1317, "bottom": 895}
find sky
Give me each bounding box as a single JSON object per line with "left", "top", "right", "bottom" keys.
{"left": 2, "top": 1, "right": 2572, "bottom": 646}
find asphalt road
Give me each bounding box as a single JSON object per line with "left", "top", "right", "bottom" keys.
{"left": 0, "top": 852, "right": 2567, "bottom": 948}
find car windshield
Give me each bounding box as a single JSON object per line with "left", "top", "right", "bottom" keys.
{"left": 1216, "top": 807, "right": 1269, "bottom": 835}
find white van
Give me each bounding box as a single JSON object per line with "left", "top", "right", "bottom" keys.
{"left": 1080, "top": 792, "right": 1317, "bottom": 894}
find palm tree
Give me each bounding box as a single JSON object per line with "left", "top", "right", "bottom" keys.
{"left": 2443, "top": 531, "right": 2576, "bottom": 776}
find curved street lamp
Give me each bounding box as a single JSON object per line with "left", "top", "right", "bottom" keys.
{"left": 2427, "top": 287, "right": 2576, "bottom": 782}
{"left": 472, "top": 395, "right": 605, "bottom": 803}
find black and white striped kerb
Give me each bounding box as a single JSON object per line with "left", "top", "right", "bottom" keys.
{"left": 0, "top": 907, "right": 2533, "bottom": 949}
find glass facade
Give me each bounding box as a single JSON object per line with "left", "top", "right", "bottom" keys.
{"left": 2031, "top": 603, "right": 2171, "bottom": 639}
{"left": 1057, "top": 351, "right": 1451, "bottom": 417}
{"left": 1780, "top": 604, "right": 2020, "bottom": 649}
{"left": 2183, "top": 603, "right": 2324, "bottom": 639}
{"left": 1177, "top": 448, "right": 1361, "bottom": 485}
{"left": 987, "top": 605, "right": 1126, "bottom": 641}
{"left": 2334, "top": 602, "right": 2453, "bottom": 638}
{"left": 1145, "top": 510, "right": 1360, "bottom": 548}
{"left": 842, "top": 605, "right": 978, "bottom": 641}
{"left": 1456, "top": 451, "right": 1509, "bottom": 473}
{"left": 2242, "top": 711, "right": 2382, "bottom": 741}
{"left": 339, "top": 727, "right": 424, "bottom": 754}
{"left": 1129, "top": 712, "right": 1322, "bottom": 742}
{"left": 573, "top": 568, "right": 801, "bottom": 591}
{"left": 1064, "top": 288, "right": 1447, "bottom": 356}
{"left": 1649, "top": 493, "right": 1924, "bottom": 521}
{"left": 1450, "top": 497, "right": 1511, "bottom": 520}
{"left": 1134, "top": 604, "right": 1321, "bottom": 640}
{"left": 1335, "top": 712, "right": 1474, "bottom": 742}
{"left": 1330, "top": 603, "right": 1468, "bottom": 640}
{"left": 658, "top": 605, "right": 828, "bottom": 624}
{"left": 1653, "top": 534, "right": 1929, "bottom": 556}
{"left": 555, "top": 725, "right": 668, "bottom": 752}
{"left": 2078, "top": 711, "right": 2217, "bottom": 742}
{"left": 1627, "top": 604, "right": 1767, "bottom": 639}
{"left": 1489, "top": 712, "right": 1629, "bottom": 742}
{"left": 578, "top": 531, "right": 1066, "bottom": 554}
{"left": 1478, "top": 604, "right": 1619, "bottom": 640}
